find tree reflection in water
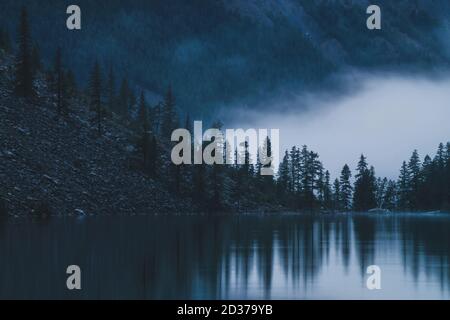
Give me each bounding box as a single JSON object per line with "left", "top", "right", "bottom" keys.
{"left": 0, "top": 213, "right": 449, "bottom": 299}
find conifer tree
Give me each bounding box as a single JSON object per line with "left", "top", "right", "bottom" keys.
{"left": 407, "top": 150, "right": 421, "bottom": 209}
{"left": 339, "top": 164, "right": 352, "bottom": 211}
{"left": 397, "top": 161, "right": 410, "bottom": 210}
{"left": 277, "top": 151, "right": 290, "bottom": 200}
{"left": 289, "top": 146, "right": 300, "bottom": 194}
{"left": 375, "top": 177, "right": 388, "bottom": 208}
{"left": 243, "top": 140, "right": 251, "bottom": 175}
{"left": 383, "top": 180, "right": 397, "bottom": 210}
{"left": 435, "top": 143, "right": 446, "bottom": 169}
{"left": 419, "top": 154, "right": 433, "bottom": 209}
{"left": 300, "top": 145, "right": 310, "bottom": 195}
{"left": 231, "top": 147, "right": 243, "bottom": 210}
{"left": 353, "top": 155, "right": 377, "bottom": 211}
{"left": 445, "top": 142, "right": 450, "bottom": 209}
{"left": 433, "top": 143, "right": 446, "bottom": 208}
{"left": 333, "top": 178, "right": 341, "bottom": 211}
{"left": 323, "top": 170, "right": 332, "bottom": 210}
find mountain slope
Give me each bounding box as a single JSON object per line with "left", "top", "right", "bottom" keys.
{"left": 0, "top": 57, "right": 193, "bottom": 217}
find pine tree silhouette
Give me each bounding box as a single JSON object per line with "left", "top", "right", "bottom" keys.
{"left": 339, "top": 164, "right": 352, "bottom": 211}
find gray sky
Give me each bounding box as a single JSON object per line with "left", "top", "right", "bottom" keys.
{"left": 224, "top": 74, "right": 450, "bottom": 180}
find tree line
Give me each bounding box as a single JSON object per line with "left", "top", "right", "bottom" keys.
{"left": 2, "top": 7, "right": 449, "bottom": 214}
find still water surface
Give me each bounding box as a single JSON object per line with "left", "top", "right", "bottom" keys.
{"left": 0, "top": 213, "right": 449, "bottom": 299}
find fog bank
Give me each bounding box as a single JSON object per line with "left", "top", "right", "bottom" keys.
{"left": 223, "top": 75, "right": 450, "bottom": 179}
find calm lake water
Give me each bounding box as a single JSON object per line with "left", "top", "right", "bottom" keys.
{"left": 0, "top": 213, "right": 449, "bottom": 299}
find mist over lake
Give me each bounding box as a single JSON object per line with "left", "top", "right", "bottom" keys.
{"left": 1, "top": 0, "right": 450, "bottom": 302}
{"left": 224, "top": 74, "right": 450, "bottom": 179}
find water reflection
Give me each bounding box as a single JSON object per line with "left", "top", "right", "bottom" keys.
{"left": 0, "top": 213, "right": 449, "bottom": 299}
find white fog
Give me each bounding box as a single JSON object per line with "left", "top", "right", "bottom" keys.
{"left": 223, "top": 74, "right": 450, "bottom": 179}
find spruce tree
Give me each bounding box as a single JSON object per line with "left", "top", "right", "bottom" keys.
{"left": 323, "top": 170, "right": 332, "bottom": 210}
{"left": 383, "top": 180, "right": 397, "bottom": 210}
{"left": 397, "top": 161, "right": 410, "bottom": 210}
{"left": 433, "top": 143, "right": 446, "bottom": 208}
{"left": 277, "top": 151, "right": 290, "bottom": 201}
{"left": 333, "top": 178, "right": 341, "bottom": 211}
{"left": 368, "top": 166, "right": 377, "bottom": 207}
{"left": 339, "top": 164, "right": 352, "bottom": 211}
{"left": 289, "top": 146, "right": 300, "bottom": 194}
{"left": 407, "top": 150, "right": 421, "bottom": 210}
{"left": 375, "top": 177, "right": 388, "bottom": 208}
{"left": 445, "top": 142, "right": 450, "bottom": 210}
{"left": 419, "top": 154, "right": 433, "bottom": 209}
{"left": 353, "top": 155, "right": 376, "bottom": 211}
{"left": 256, "top": 137, "right": 274, "bottom": 203}
{"left": 300, "top": 146, "right": 310, "bottom": 196}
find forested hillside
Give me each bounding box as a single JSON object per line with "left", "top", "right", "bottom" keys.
{"left": 1, "top": 6, "right": 449, "bottom": 217}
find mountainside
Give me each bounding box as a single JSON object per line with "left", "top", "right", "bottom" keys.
{"left": 0, "top": 56, "right": 194, "bottom": 217}
{"left": 1, "top": 0, "right": 450, "bottom": 117}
